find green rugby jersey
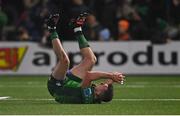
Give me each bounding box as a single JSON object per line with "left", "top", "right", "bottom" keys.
{"left": 47, "top": 71, "right": 96, "bottom": 104}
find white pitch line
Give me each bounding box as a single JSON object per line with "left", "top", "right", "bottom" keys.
{"left": 113, "top": 98, "right": 180, "bottom": 101}
{"left": 0, "top": 96, "right": 10, "bottom": 100}
{"left": 117, "top": 85, "right": 180, "bottom": 88}
{"left": 1, "top": 98, "right": 180, "bottom": 101}
{"left": 4, "top": 98, "right": 54, "bottom": 101}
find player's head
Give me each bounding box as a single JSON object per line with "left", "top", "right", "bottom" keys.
{"left": 94, "top": 83, "right": 113, "bottom": 103}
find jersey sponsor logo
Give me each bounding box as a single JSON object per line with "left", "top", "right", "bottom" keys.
{"left": 0, "top": 47, "right": 28, "bottom": 71}
{"left": 83, "top": 88, "right": 92, "bottom": 97}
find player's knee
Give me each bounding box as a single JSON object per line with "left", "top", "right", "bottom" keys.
{"left": 93, "top": 56, "right": 97, "bottom": 64}
{"left": 61, "top": 55, "right": 70, "bottom": 67}
{"left": 64, "top": 57, "right": 70, "bottom": 66}
{"left": 92, "top": 56, "right": 97, "bottom": 65}
{"left": 86, "top": 57, "right": 97, "bottom": 65}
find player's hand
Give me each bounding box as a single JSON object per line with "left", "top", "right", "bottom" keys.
{"left": 45, "top": 14, "right": 60, "bottom": 32}
{"left": 111, "top": 72, "right": 125, "bottom": 84}
{"left": 69, "top": 12, "right": 89, "bottom": 28}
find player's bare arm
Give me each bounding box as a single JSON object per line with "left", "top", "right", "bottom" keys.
{"left": 81, "top": 71, "right": 125, "bottom": 88}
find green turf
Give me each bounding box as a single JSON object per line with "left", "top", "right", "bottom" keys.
{"left": 0, "top": 75, "right": 180, "bottom": 115}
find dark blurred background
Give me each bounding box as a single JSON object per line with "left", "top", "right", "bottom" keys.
{"left": 0, "top": 0, "right": 180, "bottom": 45}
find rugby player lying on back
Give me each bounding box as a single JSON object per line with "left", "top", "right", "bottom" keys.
{"left": 46, "top": 13, "right": 125, "bottom": 104}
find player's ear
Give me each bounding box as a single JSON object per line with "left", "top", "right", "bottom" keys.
{"left": 104, "top": 86, "right": 108, "bottom": 91}
{"left": 101, "top": 83, "right": 108, "bottom": 90}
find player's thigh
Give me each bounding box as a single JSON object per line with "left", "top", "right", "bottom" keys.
{"left": 52, "top": 62, "right": 69, "bottom": 80}
{"left": 70, "top": 59, "right": 93, "bottom": 79}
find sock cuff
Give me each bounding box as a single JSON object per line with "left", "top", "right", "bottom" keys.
{"left": 74, "top": 27, "right": 82, "bottom": 33}
{"left": 76, "top": 34, "right": 90, "bottom": 49}
{"left": 79, "top": 44, "right": 90, "bottom": 49}
{"left": 75, "top": 31, "right": 83, "bottom": 36}
{"left": 50, "top": 31, "right": 59, "bottom": 40}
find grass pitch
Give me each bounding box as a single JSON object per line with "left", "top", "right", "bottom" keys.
{"left": 0, "top": 75, "right": 180, "bottom": 115}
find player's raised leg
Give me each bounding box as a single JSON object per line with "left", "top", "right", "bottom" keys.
{"left": 51, "top": 37, "right": 70, "bottom": 80}
{"left": 46, "top": 14, "right": 70, "bottom": 80}
{"left": 69, "top": 13, "right": 97, "bottom": 79}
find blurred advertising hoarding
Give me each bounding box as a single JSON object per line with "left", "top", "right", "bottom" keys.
{"left": 0, "top": 41, "right": 180, "bottom": 75}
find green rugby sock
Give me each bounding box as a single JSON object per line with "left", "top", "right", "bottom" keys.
{"left": 74, "top": 27, "right": 89, "bottom": 49}
{"left": 50, "top": 31, "right": 59, "bottom": 40}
